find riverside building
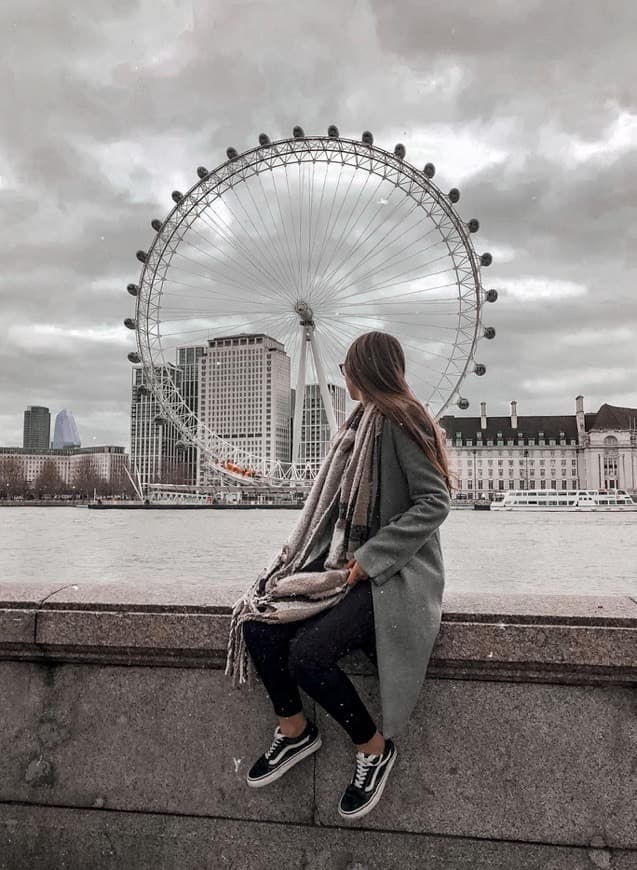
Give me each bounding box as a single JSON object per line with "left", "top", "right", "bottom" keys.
{"left": 441, "top": 396, "right": 637, "bottom": 499}
{"left": 197, "top": 334, "right": 291, "bottom": 483}
{"left": 130, "top": 365, "right": 184, "bottom": 487}
{"left": 130, "top": 347, "right": 206, "bottom": 488}
{"left": 0, "top": 446, "right": 127, "bottom": 488}
{"left": 297, "top": 383, "right": 346, "bottom": 473}
{"left": 23, "top": 406, "right": 51, "bottom": 450}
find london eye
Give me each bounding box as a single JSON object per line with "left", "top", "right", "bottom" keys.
{"left": 124, "top": 126, "right": 497, "bottom": 484}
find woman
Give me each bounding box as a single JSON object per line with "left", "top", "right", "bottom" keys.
{"left": 226, "top": 331, "right": 451, "bottom": 820}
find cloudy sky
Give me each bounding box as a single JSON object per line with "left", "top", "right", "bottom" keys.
{"left": 1, "top": 0, "right": 636, "bottom": 449}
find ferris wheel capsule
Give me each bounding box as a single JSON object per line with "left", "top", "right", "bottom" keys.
{"left": 127, "top": 283, "right": 138, "bottom": 296}
{"left": 171, "top": 191, "right": 183, "bottom": 203}
{"left": 124, "top": 318, "right": 136, "bottom": 330}
{"left": 394, "top": 143, "right": 406, "bottom": 159}
{"left": 486, "top": 289, "right": 499, "bottom": 302}
{"left": 292, "top": 126, "right": 305, "bottom": 138}
{"left": 226, "top": 147, "right": 238, "bottom": 160}
{"left": 483, "top": 327, "right": 496, "bottom": 339}
{"left": 474, "top": 363, "right": 487, "bottom": 376}
{"left": 258, "top": 133, "right": 271, "bottom": 146}
{"left": 423, "top": 163, "right": 435, "bottom": 178}
{"left": 127, "top": 351, "right": 141, "bottom": 364}
{"left": 327, "top": 125, "right": 339, "bottom": 138}
{"left": 136, "top": 250, "right": 147, "bottom": 263}
{"left": 449, "top": 188, "right": 460, "bottom": 203}
{"left": 196, "top": 166, "right": 209, "bottom": 179}
{"left": 151, "top": 219, "right": 162, "bottom": 232}
{"left": 457, "top": 397, "right": 470, "bottom": 410}
{"left": 480, "top": 252, "right": 493, "bottom": 267}
{"left": 362, "top": 130, "right": 374, "bottom": 145}
{"left": 468, "top": 218, "right": 479, "bottom": 233}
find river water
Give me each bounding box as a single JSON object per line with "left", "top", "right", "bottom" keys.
{"left": 1, "top": 507, "right": 635, "bottom": 596}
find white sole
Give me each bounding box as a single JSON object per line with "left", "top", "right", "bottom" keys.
{"left": 246, "top": 735, "right": 322, "bottom": 788}
{"left": 338, "top": 747, "right": 397, "bottom": 820}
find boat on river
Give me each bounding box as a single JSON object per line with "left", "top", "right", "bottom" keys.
{"left": 87, "top": 484, "right": 305, "bottom": 510}
{"left": 491, "top": 489, "right": 637, "bottom": 512}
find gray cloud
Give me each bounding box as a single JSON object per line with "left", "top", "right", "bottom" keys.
{"left": 1, "top": 0, "right": 636, "bottom": 449}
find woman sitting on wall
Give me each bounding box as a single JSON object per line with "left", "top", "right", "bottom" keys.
{"left": 226, "top": 330, "right": 451, "bottom": 820}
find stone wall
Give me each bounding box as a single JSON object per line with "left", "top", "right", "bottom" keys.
{"left": 0, "top": 579, "right": 635, "bottom": 870}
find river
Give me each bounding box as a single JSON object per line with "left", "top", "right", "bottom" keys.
{"left": 1, "top": 507, "right": 635, "bottom": 596}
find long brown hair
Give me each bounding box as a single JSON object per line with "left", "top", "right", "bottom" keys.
{"left": 344, "top": 331, "right": 452, "bottom": 493}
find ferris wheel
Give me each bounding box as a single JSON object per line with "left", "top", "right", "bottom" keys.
{"left": 124, "top": 126, "right": 498, "bottom": 484}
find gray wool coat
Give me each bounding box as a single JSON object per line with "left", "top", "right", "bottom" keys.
{"left": 353, "top": 419, "right": 451, "bottom": 738}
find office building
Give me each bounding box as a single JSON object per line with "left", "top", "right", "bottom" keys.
{"left": 130, "top": 347, "right": 206, "bottom": 488}
{"left": 130, "top": 366, "right": 185, "bottom": 487}
{"left": 52, "top": 409, "right": 81, "bottom": 449}
{"left": 198, "top": 334, "right": 291, "bottom": 482}
{"left": 176, "top": 346, "right": 206, "bottom": 486}
{"left": 23, "top": 406, "right": 50, "bottom": 450}
{"left": 298, "top": 383, "right": 347, "bottom": 472}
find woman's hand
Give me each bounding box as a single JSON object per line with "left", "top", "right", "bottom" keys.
{"left": 345, "top": 559, "right": 369, "bottom": 586}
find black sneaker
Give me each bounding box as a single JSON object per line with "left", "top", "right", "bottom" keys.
{"left": 246, "top": 721, "right": 322, "bottom": 788}
{"left": 338, "top": 739, "right": 397, "bottom": 819}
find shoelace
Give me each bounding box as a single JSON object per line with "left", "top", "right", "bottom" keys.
{"left": 353, "top": 751, "right": 379, "bottom": 789}
{"left": 265, "top": 729, "right": 287, "bottom": 761}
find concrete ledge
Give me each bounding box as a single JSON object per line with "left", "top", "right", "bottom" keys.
{"left": 2, "top": 804, "right": 634, "bottom": 870}
{"left": 0, "top": 610, "right": 34, "bottom": 645}
{"left": 1, "top": 582, "right": 636, "bottom": 866}
{"left": 0, "top": 583, "right": 635, "bottom": 684}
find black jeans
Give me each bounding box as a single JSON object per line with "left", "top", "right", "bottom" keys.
{"left": 243, "top": 581, "right": 378, "bottom": 745}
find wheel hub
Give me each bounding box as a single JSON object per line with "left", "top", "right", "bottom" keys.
{"left": 294, "top": 300, "right": 314, "bottom": 326}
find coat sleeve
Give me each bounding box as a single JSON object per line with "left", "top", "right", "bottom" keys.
{"left": 353, "top": 422, "right": 451, "bottom": 587}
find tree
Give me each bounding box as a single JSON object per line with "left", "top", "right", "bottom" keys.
{"left": 0, "top": 457, "right": 28, "bottom": 499}
{"left": 73, "top": 457, "right": 106, "bottom": 499}
{"left": 32, "top": 460, "right": 66, "bottom": 498}
{"left": 106, "top": 462, "right": 136, "bottom": 498}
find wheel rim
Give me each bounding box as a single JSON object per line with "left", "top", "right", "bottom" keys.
{"left": 131, "top": 134, "right": 493, "bottom": 483}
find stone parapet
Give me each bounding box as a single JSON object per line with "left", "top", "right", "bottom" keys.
{"left": 0, "top": 580, "right": 635, "bottom": 869}
{"left": 1, "top": 581, "right": 635, "bottom": 680}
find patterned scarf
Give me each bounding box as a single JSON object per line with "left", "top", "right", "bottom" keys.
{"left": 225, "top": 402, "right": 384, "bottom": 684}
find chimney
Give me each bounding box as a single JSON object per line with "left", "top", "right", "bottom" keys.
{"left": 480, "top": 401, "right": 487, "bottom": 430}
{"left": 575, "top": 395, "right": 585, "bottom": 446}
{"left": 511, "top": 400, "right": 518, "bottom": 429}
